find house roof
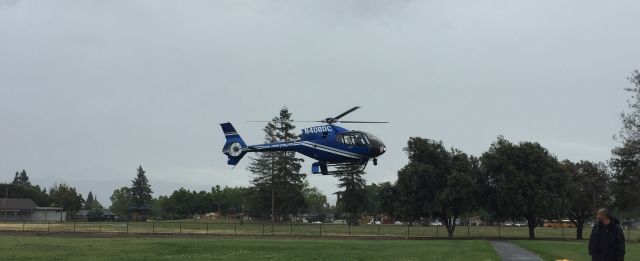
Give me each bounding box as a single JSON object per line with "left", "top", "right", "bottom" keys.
{"left": 73, "top": 209, "right": 118, "bottom": 217}
{"left": 74, "top": 210, "right": 91, "bottom": 216}
{"left": 0, "top": 198, "right": 38, "bottom": 210}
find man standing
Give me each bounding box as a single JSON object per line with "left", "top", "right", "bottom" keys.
{"left": 589, "top": 208, "right": 625, "bottom": 261}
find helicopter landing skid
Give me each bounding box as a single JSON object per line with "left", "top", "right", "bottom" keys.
{"left": 311, "top": 161, "right": 368, "bottom": 175}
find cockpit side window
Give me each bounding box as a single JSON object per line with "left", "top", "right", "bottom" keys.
{"left": 336, "top": 132, "right": 368, "bottom": 146}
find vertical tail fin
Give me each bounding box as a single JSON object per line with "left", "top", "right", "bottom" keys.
{"left": 220, "top": 122, "right": 247, "bottom": 166}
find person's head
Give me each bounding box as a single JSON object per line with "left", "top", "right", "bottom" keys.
{"left": 596, "top": 208, "right": 611, "bottom": 223}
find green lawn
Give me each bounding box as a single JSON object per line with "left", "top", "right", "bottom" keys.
{"left": 513, "top": 240, "right": 640, "bottom": 261}
{"left": 0, "top": 235, "right": 499, "bottom": 261}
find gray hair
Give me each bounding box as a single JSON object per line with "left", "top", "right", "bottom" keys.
{"left": 598, "top": 208, "right": 611, "bottom": 218}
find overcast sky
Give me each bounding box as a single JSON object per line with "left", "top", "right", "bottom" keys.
{"left": 1, "top": 0, "right": 639, "bottom": 206}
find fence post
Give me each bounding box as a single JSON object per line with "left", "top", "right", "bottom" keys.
{"left": 467, "top": 224, "right": 470, "bottom": 237}
{"left": 262, "top": 223, "right": 265, "bottom": 236}
{"left": 290, "top": 223, "right": 293, "bottom": 236}
{"left": 126, "top": 221, "right": 128, "bottom": 233}
{"left": 234, "top": 222, "right": 237, "bottom": 236}
{"left": 206, "top": 223, "right": 209, "bottom": 235}
{"left": 348, "top": 223, "right": 351, "bottom": 237}
{"left": 319, "top": 224, "right": 322, "bottom": 237}
{"left": 99, "top": 221, "right": 102, "bottom": 232}
{"left": 152, "top": 222, "right": 155, "bottom": 234}
{"left": 436, "top": 225, "right": 439, "bottom": 238}
{"left": 179, "top": 223, "right": 182, "bottom": 234}
{"left": 562, "top": 226, "right": 565, "bottom": 240}
{"left": 498, "top": 224, "right": 501, "bottom": 239}
{"left": 377, "top": 224, "right": 380, "bottom": 237}
{"left": 73, "top": 221, "right": 76, "bottom": 233}
{"left": 406, "top": 224, "right": 409, "bottom": 239}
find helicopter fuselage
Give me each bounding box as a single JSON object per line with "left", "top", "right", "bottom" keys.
{"left": 246, "top": 125, "right": 386, "bottom": 164}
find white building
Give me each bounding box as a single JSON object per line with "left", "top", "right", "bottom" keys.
{"left": 0, "top": 198, "right": 66, "bottom": 221}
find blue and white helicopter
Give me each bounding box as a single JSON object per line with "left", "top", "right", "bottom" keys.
{"left": 220, "top": 107, "right": 387, "bottom": 175}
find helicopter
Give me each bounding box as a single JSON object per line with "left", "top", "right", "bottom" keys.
{"left": 220, "top": 106, "right": 387, "bottom": 175}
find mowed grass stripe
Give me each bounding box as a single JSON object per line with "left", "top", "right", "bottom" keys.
{"left": 513, "top": 240, "right": 640, "bottom": 261}
{"left": 0, "top": 235, "right": 499, "bottom": 261}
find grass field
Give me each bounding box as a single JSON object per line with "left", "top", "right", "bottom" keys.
{"left": 514, "top": 240, "right": 640, "bottom": 261}
{"left": 2, "top": 220, "right": 639, "bottom": 240}
{"left": 0, "top": 236, "right": 499, "bottom": 261}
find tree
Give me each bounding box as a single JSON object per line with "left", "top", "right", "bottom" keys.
{"left": 153, "top": 186, "right": 255, "bottom": 220}
{"left": 611, "top": 69, "right": 640, "bottom": 215}
{"left": 109, "top": 187, "right": 132, "bottom": 216}
{"left": 480, "top": 136, "right": 566, "bottom": 239}
{"left": 335, "top": 165, "right": 368, "bottom": 225}
{"left": 562, "top": 160, "right": 612, "bottom": 239}
{"left": 395, "top": 138, "right": 480, "bottom": 238}
{"left": 303, "top": 185, "right": 330, "bottom": 222}
{"left": 247, "top": 107, "right": 306, "bottom": 221}
{"left": 376, "top": 182, "right": 398, "bottom": 220}
{"left": 84, "top": 191, "right": 95, "bottom": 210}
{"left": 130, "top": 166, "right": 153, "bottom": 211}
{"left": 363, "top": 183, "right": 382, "bottom": 220}
{"left": 48, "top": 183, "right": 84, "bottom": 218}
{"left": 11, "top": 170, "right": 30, "bottom": 186}
{"left": 83, "top": 191, "right": 103, "bottom": 210}
{"left": 0, "top": 183, "right": 50, "bottom": 207}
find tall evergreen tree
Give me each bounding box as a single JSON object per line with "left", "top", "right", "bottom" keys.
{"left": 83, "top": 191, "right": 102, "bottom": 210}
{"left": 247, "top": 107, "right": 306, "bottom": 221}
{"left": 335, "top": 165, "right": 368, "bottom": 225}
{"left": 12, "top": 170, "right": 30, "bottom": 186}
{"left": 84, "top": 191, "right": 94, "bottom": 210}
{"left": 130, "top": 166, "right": 153, "bottom": 209}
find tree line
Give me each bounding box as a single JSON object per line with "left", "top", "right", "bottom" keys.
{"left": 5, "top": 70, "right": 639, "bottom": 241}
{"left": 333, "top": 69, "right": 640, "bottom": 240}
{"left": 1, "top": 170, "right": 96, "bottom": 219}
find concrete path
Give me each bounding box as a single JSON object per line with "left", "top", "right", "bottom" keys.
{"left": 490, "top": 241, "right": 543, "bottom": 261}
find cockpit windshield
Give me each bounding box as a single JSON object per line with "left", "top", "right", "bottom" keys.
{"left": 362, "top": 132, "right": 384, "bottom": 148}
{"left": 336, "top": 132, "right": 368, "bottom": 146}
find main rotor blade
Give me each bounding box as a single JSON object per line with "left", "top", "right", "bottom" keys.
{"left": 333, "top": 106, "right": 361, "bottom": 120}
{"left": 246, "top": 120, "right": 322, "bottom": 123}
{"left": 336, "top": 120, "right": 389, "bottom": 124}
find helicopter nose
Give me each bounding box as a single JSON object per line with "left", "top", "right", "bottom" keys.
{"left": 374, "top": 144, "right": 386, "bottom": 156}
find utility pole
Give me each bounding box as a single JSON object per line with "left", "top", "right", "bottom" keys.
{"left": 241, "top": 198, "right": 245, "bottom": 225}
{"left": 271, "top": 156, "right": 275, "bottom": 235}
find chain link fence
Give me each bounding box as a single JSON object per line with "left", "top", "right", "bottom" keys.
{"left": 1, "top": 220, "right": 638, "bottom": 241}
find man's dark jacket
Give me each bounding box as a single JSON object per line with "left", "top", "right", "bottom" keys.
{"left": 588, "top": 217, "right": 625, "bottom": 261}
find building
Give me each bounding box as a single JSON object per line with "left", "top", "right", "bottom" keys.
{"left": 72, "top": 209, "right": 119, "bottom": 221}
{"left": 0, "top": 198, "right": 66, "bottom": 221}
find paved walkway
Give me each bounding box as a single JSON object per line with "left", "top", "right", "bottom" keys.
{"left": 490, "top": 241, "right": 543, "bottom": 261}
